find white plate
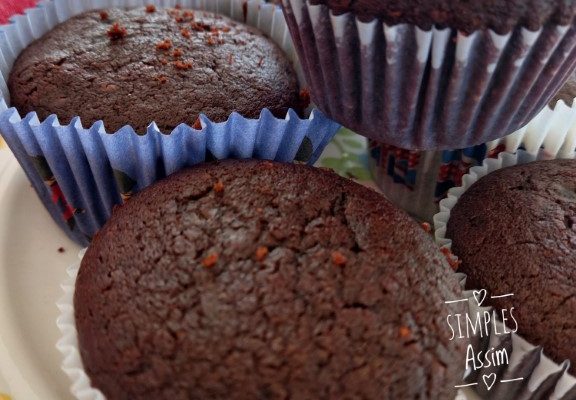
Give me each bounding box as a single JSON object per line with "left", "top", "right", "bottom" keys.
{"left": 0, "top": 146, "right": 81, "bottom": 400}
{"left": 0, "top": 139, "right": 476, "bottom": 400}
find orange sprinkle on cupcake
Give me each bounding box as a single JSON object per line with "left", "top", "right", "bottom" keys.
{"left": 331, "top": 251, "right": 347, "bottom": 266}
{"left": 255, "top": 246, "right": 269, "bottom": 261}
{"left": 399, "top": 326, "right": 411, "bottom": 338}
{"left": 213, "top": 180, "right": 224, "bottom": 193}
{"left": 174, "top": 60, "right": 193, "bottom": 70}
{"left": 202, "top": 253, "right": 218, "bottom": 268}
{"left": 156, "top": 39, "right": 173, "bottom": 50}
{"left": 441, "top": 247, "right": 462, "bottom": 271}
{"left": 107, "top": 23, "right": 127, "bottom": 41}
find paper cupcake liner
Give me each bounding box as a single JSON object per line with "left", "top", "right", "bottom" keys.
{"left": 0, "top": 0, "right": 341, "bottom": 247}
{"left": 282, "top": 0, "right": 576, "bottom": 150}
{"left": 433, "top": 150, "right": 576, "bottom": 399}
{"left": 56, "top": 250, "right": 106, "bottom": 400}
{"left": 368, "top": 99, "right": 576, "bottom": 222}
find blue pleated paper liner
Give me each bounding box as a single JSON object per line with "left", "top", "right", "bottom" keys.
{"left": 0, "top": 101, "right": 339, "bottom": 246}
{"left": 0, "top": 0, "right": 341, "bottom": 246}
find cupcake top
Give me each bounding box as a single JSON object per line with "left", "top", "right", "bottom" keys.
{"left": 8, "top": 7, "right": 300, "bottom": 133}
{"left": 75, "top": 159, "right": 465, "bottom": 399}
{"left": 447, "top": 159, "right": 576, "bottom": 372}
{"left": 549, "top": 69, "right": 576, "bottom": 108}
{"left": 309, "top": 0, "right": 576, "bottom": 34}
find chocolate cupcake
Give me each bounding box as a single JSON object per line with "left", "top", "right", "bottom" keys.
{"left": 0, "top": 1, "right": 341, "bottom": 246}
{"left": 8, "top": 7, "right": 301, "bottom": 133}
{"left": 283, "top": 0, "right": 576, "bottom": 149}
{"left": 73, "top": 159, "right": 466, "bottom": 399}
{"left": 446, "top": 159, "right": 576, "bottom": 373}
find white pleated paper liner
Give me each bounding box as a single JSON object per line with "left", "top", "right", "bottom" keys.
{"left": 368, "top": 98, "right": 576, "bottom": 223}
{"left": 0, "top": 0, "right": 341, "bottom": 247}
{"left": 433, "top": 150, "right": 576, "bottom": 400}
{"left": 282, "top": 0, "right": 576, "bottom": 150}
{"left": 56, "top": 250, "right": 106, "bottom": 400}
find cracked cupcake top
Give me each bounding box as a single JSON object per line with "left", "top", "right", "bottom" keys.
{"left": 447, "top": 159, "right": 576, "bottom": 372}
{"left": 75, "top": 159, "right": 465, "bottom": 400}
{"left": 308, "top": 0, "right": 576, "bottom": 34}
{"left": 8, "top": 7, "right": 300, "bottom": 133}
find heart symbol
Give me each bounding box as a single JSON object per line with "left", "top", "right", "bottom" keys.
{"left": 473, "top": 289, "right": 487, "bottom": 307}
{"left": 483, "top": 373, "right": 497, "bottom": 391}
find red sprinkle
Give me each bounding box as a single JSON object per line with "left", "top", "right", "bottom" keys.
{"left": 156, "top": 39, "right": 173, "bottom": 50}
{"left": 191, "top": 21, "right": 210, "bottom": 32}
{"left": 331, "top": 251, "right": 347, "bottom": 266}
{"left": 181, "top": 28, "right": 191, "bottom": 38}
{"left": 213, "top": 180, "right": 224, "bottom": 193}
{"left": 399, "top": 326, "right": 411, "bottom": 339}
{"left": 172, "top": 48, "right": 183, "bottom": 58}
{"left": 193, "top": 117, "right": 202, "bottom": 130}
{"left": 99, "top": 11, "right": 109, "bottom": 21}
{"left": 421, "top": 222, "right": 431, "bottom": 233}
{"left": 175, "top": 4, "right": 182, "bottom": 9}
{"left": 145, "top": 4, "right": 156, "bottom": 13}
{"left": 174, "top": 60, "right": 193, "bottom": 70}
{"left": 202, "top": 253, "right": 218, "bottom": 268}
{"left": 156, "top": 75, "right": 168, "bottom": 84}
{"left": 255, "top": 246, "right": 269, "bottom": 262}
{"left": 441, "top": 247, "right": 462, "bottom": 271}
{"left": 160, "top": 58, "right": 168, "bottom": 65}
{"left": 107, "top": 23, "right": 127, "bottom": 41}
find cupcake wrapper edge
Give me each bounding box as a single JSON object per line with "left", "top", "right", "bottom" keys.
{"left": 283, "top": 0, "right": 576, "bottom": 150}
